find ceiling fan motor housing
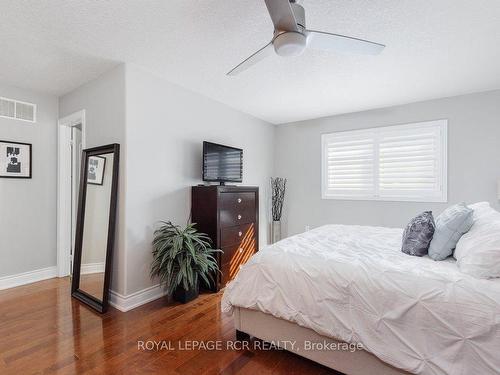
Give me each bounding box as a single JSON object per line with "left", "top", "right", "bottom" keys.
{"left": 273, "top": 3, "right": 307, "bottom": 57}
{"left": 273, "top": 32, "right": 307, "bottom": 56}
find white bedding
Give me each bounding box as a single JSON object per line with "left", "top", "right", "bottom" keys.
{"left": 221, "top": 224, "right": 500, "bottom": 375}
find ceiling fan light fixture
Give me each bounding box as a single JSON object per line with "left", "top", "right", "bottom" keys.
{"left": 226, "top": 0, "right": 385, "bottom": 75}
{"left": 273, "top": 32, "right": 307, "bottom": 57}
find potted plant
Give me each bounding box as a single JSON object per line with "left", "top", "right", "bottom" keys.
{"left": 151, "top": 221, "right": 221, "bottom": 303}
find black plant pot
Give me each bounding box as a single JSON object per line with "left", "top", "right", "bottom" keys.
{"left": 173, "top": 284, "right": 199, "bottom": 304}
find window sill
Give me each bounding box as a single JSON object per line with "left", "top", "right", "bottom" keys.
{"left": 321, "top": 194, "right": 448, "bottom": 203}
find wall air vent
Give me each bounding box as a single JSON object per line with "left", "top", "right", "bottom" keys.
{"left": 0, "top": 96, "right": 36, "bottom": 123}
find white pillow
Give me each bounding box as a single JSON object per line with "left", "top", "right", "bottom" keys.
{"left": 454, "top": 202, "right": 500, "bottom": 279}
{"left": 468, "top": 201, "right": 498, "bottom": 221}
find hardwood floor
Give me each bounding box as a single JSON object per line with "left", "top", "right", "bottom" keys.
{"left": 0, "top": 277, "right": 338, "bottom": 375}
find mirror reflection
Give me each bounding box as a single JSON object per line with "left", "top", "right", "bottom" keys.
{"left": 72, "top": 143, "right": 119, "bottom": 313}
{"left": 78, "top": 152, "right": 114, "bottom": 301}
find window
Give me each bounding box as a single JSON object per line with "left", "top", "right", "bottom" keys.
{"left": 321, "top": 120, "right": 447, "bottom": 202}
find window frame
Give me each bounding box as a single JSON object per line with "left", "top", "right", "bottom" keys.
{"left": 321, "top": 119, "right": 448, "bottom": 203}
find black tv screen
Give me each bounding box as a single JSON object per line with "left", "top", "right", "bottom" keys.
{"left": 203, "top": 141, "right": 243, "bottom": 183}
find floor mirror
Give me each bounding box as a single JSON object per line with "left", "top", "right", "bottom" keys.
{"left": 71, "top": 143, "right": 120, "bottom": 313}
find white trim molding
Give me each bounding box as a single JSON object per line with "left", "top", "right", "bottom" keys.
{"left": 0, "top": 266, "right": 57, "bottom": 291}
{"left": 109, "top": 284, "right": 167, "bottom": 312}
{"left": 57, "top": 110, "right": 86, "bottom": 277}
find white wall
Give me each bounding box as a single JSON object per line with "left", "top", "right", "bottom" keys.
{"left": 59, "top": 65, "right": 127, "bottom": 294}
{"left": 0, "top": 84, "right": 58, "bottom": 277}
{"left": 58, "top": 64, "right": 276, "bottom": 297}
{"left": 275, "top": 90, "right": 500, "bottom": 236}
{"left": 124, "top": 65, "right": 275, "bottom": 295}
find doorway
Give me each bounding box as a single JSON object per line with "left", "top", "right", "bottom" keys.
{"left": 57, "top": 110, "right": 86, "bottom": 277}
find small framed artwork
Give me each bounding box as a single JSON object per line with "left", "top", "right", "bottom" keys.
{"left": 87, "top": 156, "right": 106, "bottom": 185}
{"left": 0, "top": 140, "right": 32, "bottom": 179}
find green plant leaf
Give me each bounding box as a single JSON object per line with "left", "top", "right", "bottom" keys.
{"left": 151, "top": 220, "right": 221, "bottom": 296}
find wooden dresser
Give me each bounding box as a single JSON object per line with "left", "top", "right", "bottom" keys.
{"left": 191, "top": 185, "right": 259, "bottom": 291}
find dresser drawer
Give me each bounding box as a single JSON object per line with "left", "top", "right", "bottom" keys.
{"left": 221, "top": 238, "right": 257, "bottom": 265}
{"left": 220, "top": 223, "right": 256, "bottom": 248}
{"left": 221, "top": 192, "right": 255, "bottom": 210}
{"left": 220, "top": 261, "right": 243, "bottom": 286}
{"left": 220, "top": 242, "right": 255, "bottom": 285}
{"left": 220, "top": 192, "right": 255, "bottom": 228}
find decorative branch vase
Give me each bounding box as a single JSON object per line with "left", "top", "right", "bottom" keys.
{"left": 271, "top": 220, "right": 281, "bottom": 243}
{"left": 270, "top": 177, "right": 286, "bottom": 244}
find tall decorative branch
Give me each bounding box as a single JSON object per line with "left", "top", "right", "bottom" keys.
{"left": 271, "top": 177, "right": 287, "bottom": 222}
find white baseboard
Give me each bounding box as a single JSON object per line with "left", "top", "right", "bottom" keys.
{"left": 0, "top": 267, "right": 166, "bottom": 312}
{"left": 81, "top": 262, "right": 105, "bottom": 275}
{"left": 0, "top": 266, "right": 57, "bottom": 291}
{"left": 109, "top": 284, "right": 167, "bottom": 312}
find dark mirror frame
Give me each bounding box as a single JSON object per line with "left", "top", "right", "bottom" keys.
{"left": 71, "top": 143, "right": 120, "bottom": 313}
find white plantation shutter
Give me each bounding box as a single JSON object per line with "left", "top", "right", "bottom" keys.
{"left": 322, "top": 120, "right": 447, "bottom": 202}
{"left": 378, "top": 123, "right": 445, "bottom": 200}
{"left": 322, "top": 130, "right": 376, "bottom": 198}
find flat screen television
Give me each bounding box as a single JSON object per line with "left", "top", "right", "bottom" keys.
{"left": 203, "top": 141, "right": 243, "bottom": 184}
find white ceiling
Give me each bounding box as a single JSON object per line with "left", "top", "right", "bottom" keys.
{"left": 1, "top": 1, "right": 500, "bottom": 124}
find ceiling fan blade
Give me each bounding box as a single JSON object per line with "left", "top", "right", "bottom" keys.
{"left": 264, "top": 0, "right": 299, "bottom": 32}
{"left": 227, "top": 42, "right": 274, "bottom": 76}
{"left": 306, "top": 30, "right": 385, "bottom": 55}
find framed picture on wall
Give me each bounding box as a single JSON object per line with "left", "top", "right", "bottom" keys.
{"left": 87, "top": 156, "right": 106, "bottom": 185}
{"left": 0, "top": 140, "right": 32, "bottom": 178}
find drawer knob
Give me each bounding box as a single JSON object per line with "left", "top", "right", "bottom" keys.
{"left": 238, "top": 231, "right": 242, "bottom": 237}
{"left": 239, "top": 248, "right": 243, "bottom": 253}
{"left": 237, "top": 214, "right": 242, "bottom": 220}
{"left": 237, "top": 198, "right": 242, "bottom": 203}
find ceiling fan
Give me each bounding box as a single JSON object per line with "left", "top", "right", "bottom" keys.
{"left": 227, "top": 0, "right": 385, "bottom": 76}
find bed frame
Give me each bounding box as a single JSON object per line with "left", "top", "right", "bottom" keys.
{"left": 233, "top": 307, "right": 411, "bottom": 375}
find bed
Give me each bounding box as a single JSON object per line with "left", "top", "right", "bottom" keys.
{"left": 221, "top": 224, "right": 500, "bottom": 375}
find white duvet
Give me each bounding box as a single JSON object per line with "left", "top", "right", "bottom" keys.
{"left": 221, "top": 225, "right": 500, "bottom": 375}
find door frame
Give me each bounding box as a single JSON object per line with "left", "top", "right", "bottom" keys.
{"left": 57, "top": 110, "right": 86, "bottom": 277}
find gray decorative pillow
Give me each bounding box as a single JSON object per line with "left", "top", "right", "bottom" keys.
{"left": 402, "top": 211, "right": 436, "bottom": 257}
{"left": 428, "top": 203, "right": 473, "bottom": 261}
